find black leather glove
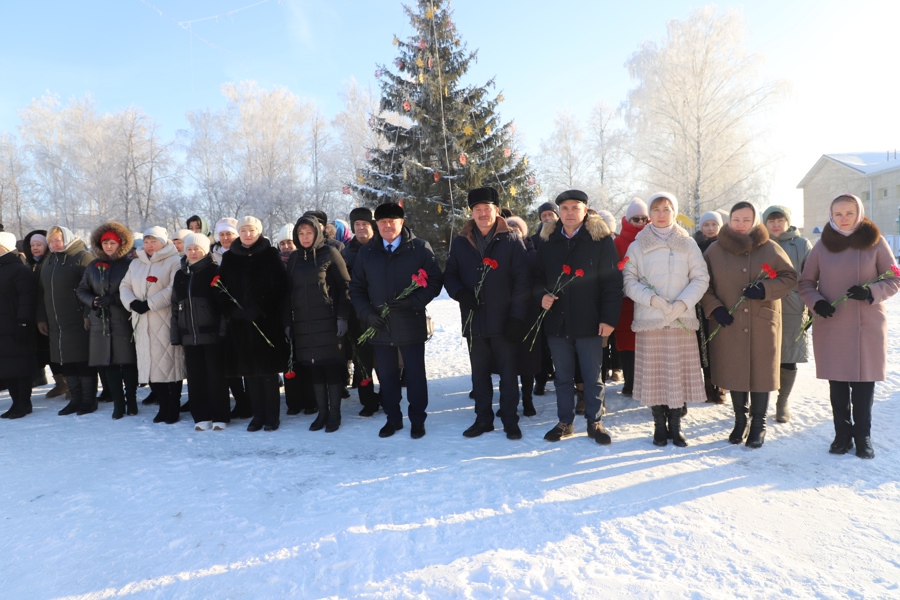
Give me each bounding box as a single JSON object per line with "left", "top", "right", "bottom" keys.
{"left": 504, "top": 317, "right": 526, "bottom": 344}
{"left": 455, "top": 288, "right": 480, "bottom": 312}
{"left": 387, "top": 298, "right": 412, "bottom": 311}
{"left": 846, "top": 285, "right": 872, "bottom": 302}
{"left": 743, "top": 283, "right": 766, "bottom": 300}
{"left": 130, "top": 300, "right": 150, "bottom": 315}
{"left": 711, "top": 306, "right": 734, "bottom": 327}
{"left": 95, "top": 294, "right": 115, "bottom": 308}
{"left": 15, "top": 320, "right": 31, "bottom": 344}
{"left": 814, "top": 299, "right": 836, "bottom": 318}
{"left": 366, "top": 313, "right": 386, "bottom": 331}
{"left": 337, "top": 318, "right": 349, "bottom": 337}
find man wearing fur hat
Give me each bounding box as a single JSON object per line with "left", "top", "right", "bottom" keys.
{"left": 444, "top": 187, "right": 531, "bottom": 440}
{"left": 535, "top": 190, "right": 623, "bottom": 444}
{"left": 349, "top": 202, "right": 443, "bottom": 439}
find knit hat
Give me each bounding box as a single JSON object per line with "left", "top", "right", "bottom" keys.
{"left": 506, "top": 216, "right": 528, "bottom": 237}
{"left": 348, "top": 207, "right": 376, "bottom": 229}
{"left": 374, "top": 202, "right": 404, "bottom": 220}
{"left": 597, "top": 209, "right": 617, "bottom": 233}
{"left": 647, "top": 192, "right": 678, "bottom": 217}
{"left": 699, "top": 211, "right": 723, "bottom": 227}
{"left": 237, "top": 216, "right": 262, "bottom": 234}
{"left": 467, "top": 186, "right": 499, "bottom": 208}
{"left": 625, "top": 198, "right": 649, "bottom": 221}
{"left": 302, "top": 210, "right": 328, "bottom": 227}
{"left": 275, "top": 224, "right": 294, "bottom": 245}
{"left": 100, "top": 230, "right": 123, "bottom": 245}
{"left": 172, "top": 228, "right": 193, "bottom": 242}
{"left": 182, "top": 232, "right": 210, "bottom": 254}
{"left": 555, "top": 189, "right": 589, "bottom": 205}
{"left": 142, "top": 226, "right": 168, "bottom": 245}
{"left": 762, "top": 205, "right": 791, "bottom": 225}
{"left": 537, "top": 201, "right": 558, "bottom": 218}
{"left": 215, "top": 218, "right": 238, "bottom": 236}
{"left": 30, "top": 233, "right": 48, "bottom": 247}
{"left": 0, "top": 232, "right": 16, "bottom": 252}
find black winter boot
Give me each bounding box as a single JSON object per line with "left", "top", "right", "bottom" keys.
{"left": 124, "top": 366, "right": 139, "bottom": 416}
{"left": 729, "top": 392, "right": 749, "bottom": 444}
{"left": 829, "top": 385, "right": 853, "bottom": 454}
{"left": 651, "top": 405, "right": 668, "bottom": 446}
{"left": 309, "top": 384, "right": 328, "bottom": 431}
{"left": 325, "top": 383, "right": 343, "bottom": 432}
{"left": 668, "top": 405, "right": 687, "bottom": 447}
{"left": 746, "top": 392, "right": 769, "bottom": 448}
{"left": 76, "top": 375, "right": 99, "bottom": 415}
{"left": 776, "top": 367, "right": 796, "bottom": 423}
{"left": 58, "top": 376, "right": 83, "bottom": 415}
{"left": 164, "top": 381, "right": 181, "bottom": 424}
{"left": 851, "top": 387, "right": 875, "bottom": 459}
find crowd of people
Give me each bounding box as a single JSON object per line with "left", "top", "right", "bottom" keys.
{"left": 0, "top": 189, "right": 897, "bottom": 458}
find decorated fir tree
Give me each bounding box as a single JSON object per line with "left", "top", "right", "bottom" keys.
{"left": 352, "top": 0, "right": 537, "bottom": 262}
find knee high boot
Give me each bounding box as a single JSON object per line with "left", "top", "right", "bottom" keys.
{"left": 776, "top": 368, "right": 796, "bottom": 423}
{"left": 58, "top": 376, "right": 83, "bottom": 415}
{"left": 851, "top": 384, "right": 875, "bottom": 459}
{"left": 165, "top": 381, "right": 181, "bottom": 424}
{"left": 729, "top": 391, "right": 749, "bottom": 444}
{"left": 309, "top": 384, "right": 328, "bottom": 431}
{"left": 108, "top": 370, "right": 126, "bottom": 420}
{"left": 124, "top": 366, "right": 139, "bottom": 416}
{"left": 668, "top": 405, "right": 687, "bottom": 447}
{"left": 325, "top": 383, "right": 343, "bottom": 432}
{"left": 76, "top": 375, "right": 99, "bottom": 415}
{"left": 522, "top": 376, "right": 536, "bottom": 417}
{"left": 651, "top": 405, "right": 668, "bottom": 446}
{"left": 746, "top": 392, "right": 769, "bottom": 448}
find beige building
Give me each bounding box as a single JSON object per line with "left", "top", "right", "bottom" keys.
{"left": 798, "top": 152, "right": 900, "bottom": 252}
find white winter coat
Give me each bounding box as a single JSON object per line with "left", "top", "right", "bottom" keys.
{"left": 623, "top": 225, "right": 710, "bottom": 332}
{"left": 119, "top": 243, "right": 185, "bottom": 383}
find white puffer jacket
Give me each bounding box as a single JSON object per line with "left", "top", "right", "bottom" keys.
{"left": 623, "top": 225, "right": 709, "bottom": 332}
{"left": 119, "top": 242, "right": 185, "bottom": 383}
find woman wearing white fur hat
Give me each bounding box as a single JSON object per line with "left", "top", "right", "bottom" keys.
{"left": 119, "top": 226, "right": 185, "bottom": 424}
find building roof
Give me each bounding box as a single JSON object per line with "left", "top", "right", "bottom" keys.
{"left": 797, "top": 152, "right": 900, "bottom": 188}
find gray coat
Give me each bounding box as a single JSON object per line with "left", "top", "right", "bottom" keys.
{"left": 36, "top": 239, "right": 94, "bottom": 364}
{"left": 772, "top": 227, "right": 813, "bottom": 363}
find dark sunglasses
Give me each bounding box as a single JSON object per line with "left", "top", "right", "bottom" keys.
{"left": 630, "top": 216, "right": 649, "bottom": 223}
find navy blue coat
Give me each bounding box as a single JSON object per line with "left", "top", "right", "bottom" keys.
{"left": 443, "top": 218, "right": 530, "bottom": 338}
{"left": 349, "top": 227, "right": 443, "bottom": 346}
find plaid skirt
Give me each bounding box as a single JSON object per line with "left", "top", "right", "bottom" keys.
{"left": 633, "top": 328, "right": 706, "bottom": 408}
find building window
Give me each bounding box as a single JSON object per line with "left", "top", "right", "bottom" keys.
{"left": 863, "top": 191, "right": 870, "bottom": 202}
{"left": 882, "top": 188, "right": 889, "bottom": 198}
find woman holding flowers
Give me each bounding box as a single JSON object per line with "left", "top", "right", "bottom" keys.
{"left": 120, "top": 227, "right": 185, "bottom": 424}
{"left": 798, "top": 194, "right": 900, "bottom": 459}
{"left": 76, "top": 222, "right": 138, "bottom": 419}
{"left": 623, "top": 193, "right": 709, "bottom": 447}
{"left": 700, "top": 202, "right": 796, "bottom": 448}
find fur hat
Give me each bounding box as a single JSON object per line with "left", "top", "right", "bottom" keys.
{"left": 142, "top": 226, "right": 169, "bottom": 245}
{"left": 237, "top": 216, "right": 262, "bottom": 234}
{"left": 537, "top": 202, "right": 558, "bottom": 218}
{"left": 302, "top": 210, "right": 328, "bottom": 227}
{"left": 762, "top": 205, "right": 791, "bottom": 225}
{"left": 554, "top": 189, "right": 589, "bottom": 205}
{"left": 506, "top": 216, "right": 528, "bottom": 237}
{"left": 0, "top": 231, "right": 16, "bottom": 252}
{"left": 467, "top": 186, "right": 499, "bottom": 208}
{"left": 647, "top": 192, "right": 678, "bottom": 216}
{"left": 700, "top": 211, "right": 723, "bottom": 227}
{"left": 597, "top": 209, "right": 617, "bottom": 233}
{"left": 275, "top": 224, "right": 294, "bottom": 245}
{"left": 625, "top": 198, "right": 649, "bottom": 221}
{"left": 374, "top": 202, "right": 404, "bottom": 220}
{"left": 215, "top": 218, "right": 238, "bottom": 236}
{"left": 172, "top": 228, "right": 192, "bottom": 242}
{"left": 183, "top": 232, "right": 210, "bottom": 254}
{"left": 348, "top": 207, "right": 376, "bottom": 229}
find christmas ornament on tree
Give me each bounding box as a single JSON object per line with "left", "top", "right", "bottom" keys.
{"left": 403, "top": 100, "right": 411, "bottom": 111}
{"left": 418, "top": 73, "right": 424, "bottom": 83}
{"left": 433, "top": 172, "right": 440, "bottom": 182}
{"left": 510, "top": 185, "right": 517, "bottom": 197}
{"left": 459, "top": 154, "right": 467, "bottom": 165}
{"left": 416, "top": 57, "right": 424, "bottom": 68}
{"left": 392, "top": 36, "right": 399, "bottom": 46}
{"left": 418, "top": 39, "right": 427, "bottom": 50}
{"left": 427, "top": 58, "right": 433, "bottom": 69}
{"left": 375, "top": 69, "right": 383, "bottom": 78}
{"left": 342, "top": 185, "right": 351, "bottom": 194}
{"left": 485, "top": 126, "right": 492, "bottom": 135}
{"left": 503, "top": 147, "right": 511, "bottom": 157}
{"left": 463, "top": 125, "right": 473, "bottom": 136}
{"left": 425, "top": 7, "right": 434, "bottom": 18}
{"left": 497, "top": 94, "right": 505, "bottom": 102}
{"left": 365, "top": 150, "right": 371, "bottom": 160}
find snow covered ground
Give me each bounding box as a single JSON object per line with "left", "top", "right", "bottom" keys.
{"left": 3, "top": 291, "right": 900, "bottom": 600}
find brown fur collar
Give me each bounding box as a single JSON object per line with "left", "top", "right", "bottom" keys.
{"left": 820, "top": 219, "right": 880, "bottom": 253}
{"left": 540, "top": 212, "right": 611, "bottom": 242}
{"left": 459, "top": 216, "right": 513, "bottom": 248}
{"left": 716, "top": 223, "right": 769, "bottom": 256}
{"left": 635, "top": 224, "right": 694, "bottom": 254}
{"left": 89, "top": 221, "right": 134, "bottom": 261}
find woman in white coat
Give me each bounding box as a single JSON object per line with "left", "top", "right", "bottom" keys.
{"left": 119, "top": 227, "right": 185, "bottom": 424}
{"left": 623, "top": 193, "right": 710, "bottom": 446}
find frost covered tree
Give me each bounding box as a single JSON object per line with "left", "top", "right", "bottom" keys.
{"left": 623, "top": 7, "right": 782, "bottom": 223}
{"left": 0, "top": 133, "right": 28, "bottom": 235}
{"left": 354, "top": 0, "right": 537, "bottom": 262}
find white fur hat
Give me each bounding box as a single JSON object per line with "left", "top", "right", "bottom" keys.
{"left": 0, "top": 231, "right": 16, "bottom": 252}
{"left": 214, "top": 218, "right": 238, "bottom": 236}
{"left": 183, "top": 233, "right": 211, "bottom": 254}
{"left": 237, "top": 216, "right": 263, "bottom": 234}
{"left": 647, "top": 192, "right": 679, "bottom": 217}
{"left": 142, "top": 226, "right": 169, "bottom": 245}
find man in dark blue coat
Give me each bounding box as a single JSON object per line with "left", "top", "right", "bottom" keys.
{"left": 534, "top": 190, "right": 623, "bottom": 444}
{"left": 349, "top": 202, "right": 443, "bottom": 439}
{"left": 444, "top": 187, "right": 530, "bottom": 440}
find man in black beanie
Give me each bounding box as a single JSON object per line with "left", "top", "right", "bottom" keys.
{"left": 349, "top": 202, "right": 443, "bottom": 439}
{"left": 444, "top": 186, "right": 531, "bottom": 440}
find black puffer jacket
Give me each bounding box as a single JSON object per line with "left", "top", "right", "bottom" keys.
{"left": 36, "top": 236, "right": 94, "bottom": 364}
{"left": 285, "top": 216, "right": 352, "bottom": 366}
{"left": 171, "top": 254, "right": 225, "bottom": 346}
{"left": 443, "top": 218, "right": 530, "bottom": 338}
{"left": 534, "top": 212, "right": 623, "bottom": 338}
{"left": 75, "top": 222, "right": 136, "bottom": 367}
{"left": 22, "top": 230, "right": 49, "bottom": 353}
{"left": 349, "top": 227, "right": 443, "bottom": 346}
{"left": 341, "top": 235, "right": 367, "bottom": 275}
{"left": 218, "top": 235, "right": 287, "bottom": 376}
{"left": 0, "top": 250, "right": 37, "bottom": 378}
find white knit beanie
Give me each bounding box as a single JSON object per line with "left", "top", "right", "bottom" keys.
{"left": 214, "top": 218, "right": 238, "bottom": 236}
{"left": 143, "top": 226, "right": 169, "bottom": 245}
{"left": 237, "top": 216, "right": 263, "bottom": 234}
{"left": 275, "top": 224, "right": 294, "bottom": 245}
{"left": 172, "top": 228, "right": 193, "bottom": 242}
{"left": 647, "top": 192, "right": 679, "bottom": 217}
{"left": 183, "top": 233, "right": 211, "bottom": 254}
{"left": 700, "top": 211, "right": 723, "bottom": 227}
{"left": 625, "top": 197, "right": 649, "bottom": 221}
{"left": 0, "top": 232, "right": 16, "bottom": 252}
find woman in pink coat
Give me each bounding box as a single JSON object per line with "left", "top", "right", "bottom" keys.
{"left": 798, "top": 194, "right": 900, "bottom": 459}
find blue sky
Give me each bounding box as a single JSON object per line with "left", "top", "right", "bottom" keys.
{"left": 1, "top": 0, "right": 897, "bottom": 220}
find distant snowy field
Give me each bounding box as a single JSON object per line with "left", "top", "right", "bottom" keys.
{"left": 3, "top": 290, "right": 900, "bottom": 600}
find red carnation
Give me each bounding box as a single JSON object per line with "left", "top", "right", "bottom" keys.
{"left": 562, "top": 264, "right": 571, "bottom": 275}
{"left": 96, "top": 262, "right": 109, "bottom": 270}
{"left": 146, "top": 276, "right": 158, "bottom": 283}
{"left": 418, "top": 268, "right": 428, "bottom": 279}
{"left": 360, "top": 378, "right": 373, "bottom": 387}
{"left": 575, "top": 269, "right": 584, "bottom": 278}
{"left": 210, "top": 275, "right": 221, "bottom": 288}
{"left": 762, "top": 263, "right": 776, "bottom": 279}
{"left": 892, "top": 265, "right": 900, "bottom": 277}
{"left": 284, "top": 371, "right": 296, "bottom": 380}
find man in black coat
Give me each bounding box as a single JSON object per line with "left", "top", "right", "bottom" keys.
{"left": 349, "top": 202, "right": 443, "bottom": 439}
{"left": 530, "top": 201, "right": 559, "bottom": 395}
{"left": 534, "top": 190, "right": 623, "bottom": 444}
{"left": 342, "top": 207, "right": 381, "bottom": 416}
{"left": 444, "top": 187, "right": 530, "bottom": 440}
